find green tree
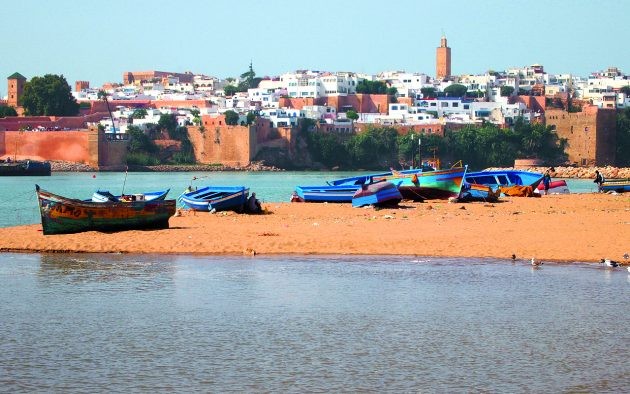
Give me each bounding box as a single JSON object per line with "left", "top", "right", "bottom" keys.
{"left": 346, "top": 110, "right": 359, "bottom": 121}
{"left": 246, "top": 111, "right": 256, "bottom": 125}
{"left": 158, "top": 113, "right": 178, "bottom": 134}
{"left": 224, "top": 110, "right": 239, "bottom": 126}
{"left": 443, "top": 84, "right": 467, "bottom": 98}
{"left": 356, "top": 80, "right": 388, "bottom": 94}
{"left": 346, "top": 127, "right": 399, "bottom": 169}
{"left": 237, "top": 62, "right": 262, "bottom": 92}
{"left": 223, "top": 84, "right": 238, "bottom": 96}
{"left": 20, "top": 74, "right": 79, "bottom": 116}
{"left": 130, "top": 108, "right": 148, "bottom": 119}
{"left": 621, "top": 85, "right": 630, "bottom": 96}
{"left": 0, "top": 106, "right": 18, "bottom": 117}
{"left": 306, "top": 131, "right": 349, "bottom": 168}
{"left": 420, "top": 87, "right": 437, "bottom": 98}
{"left": 500, "top": 86, "right": 515, "bottom": 97}
{"left": 97, "top": 90, "right": 117, "bottom": 133}
{"left": 126, "top": 125, "right": 158, "bottom": 155}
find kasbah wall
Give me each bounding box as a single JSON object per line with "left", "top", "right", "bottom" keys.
{"left": 545, "top": 106, "right": 616, "bottom": 166}
{"left": 187, "top": 115, "right": 274, "bottom": 166}
{"left": 0, "top": 128, "right": 128, "bottom": 169}
{"left": 279, "top": 93, "right": 390, "bottom": 113}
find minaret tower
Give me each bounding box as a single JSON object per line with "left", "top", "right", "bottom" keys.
{"left": 436, "top": 35, "right": 451, "bottom": 80}
{"left": 7, "top": 72, "right": 26, "bottom": 108}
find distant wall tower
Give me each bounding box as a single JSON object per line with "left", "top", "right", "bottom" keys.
{"left": 75, "top": 80, "right": 90, "bottom": 92}
{"left": 436, "top": 35, "right": 451, "bottom": 80}
{"left": 7, "top": 72, "right": 26, "bottom": 108}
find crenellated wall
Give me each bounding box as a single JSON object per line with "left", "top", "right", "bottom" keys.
{"left": 546, "top": 106, "right": 616, "bottom": 166}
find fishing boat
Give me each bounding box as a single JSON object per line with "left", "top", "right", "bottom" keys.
{"left": 178, "top": 185, "right": 249, "bottom": 211}
{"left": 35, "top": 184, "right": 176, "bottom": 235}
{"left": 601, "top": 178, "right": 630, "bottom": 193}
{"left": 0, "top": 159, "right": 51, "bottom": 176}
{"left": 91, "top": 189, "right": 170, "bottom": 202}
{"left": 352, "top": 181, "right": 403, "bottom": 207}
{"left": 535, "top": 180, "right": 570, "bottom": 194}
{"left": 458, "top": 183, "right": 501, "bottom": 202}
{"left": 328, "top": 165, "right": 465, "bottom": 202}
{"left": 465, "top": 170, "right": 543, "bottom": 189}
{"left": 293, "top": 184, "right": 360, "bottom": 203}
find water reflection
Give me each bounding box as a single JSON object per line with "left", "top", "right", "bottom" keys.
{"left": 0, "top": 253, "right": 627, "bottom": 392}
{"left": 38, "top": 253, "right": 176, "bottom": 291}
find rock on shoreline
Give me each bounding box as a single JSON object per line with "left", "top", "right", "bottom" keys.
{"left": 51, "top": 161, "right": 283, "bottom": 172}
{"left": 486, "top": 166, "right": 630, "bottom": 179}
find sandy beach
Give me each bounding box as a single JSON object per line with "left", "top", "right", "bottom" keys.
{"left": 1, "top": 193, "right": 628, "bottom": 263}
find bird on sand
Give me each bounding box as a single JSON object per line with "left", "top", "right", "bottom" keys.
{"left": 600, "top": 258, "right": 619, "bottom": 268}
{"left": 531, "top": 258, "right": 543, "bottom": 267}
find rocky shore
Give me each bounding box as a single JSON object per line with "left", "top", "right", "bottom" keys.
{"left": 487, "top": 166, "right": 630, "bottom": 179}
{"left": 51, "top": 161, "right": 283, "bottom": 172}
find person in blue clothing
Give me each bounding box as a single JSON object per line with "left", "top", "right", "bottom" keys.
{"left": 542, "top": 169, "right": 552, "bottom": 195}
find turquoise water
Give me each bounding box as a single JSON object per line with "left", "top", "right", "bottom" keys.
{"left": 0, "top": 253, "right": 628, "bottom": 392}
{"left": 0, "top": 172, "right": 598, "bottom": 228}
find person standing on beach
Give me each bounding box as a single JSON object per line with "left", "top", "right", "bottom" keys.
{"left": 594, "top": 170, "right": 605, "bottom": 192}
{"left": 542, "top": 169, "right": 552, "bottom": 195}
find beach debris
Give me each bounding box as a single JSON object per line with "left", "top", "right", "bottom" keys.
{"left": 511, "top": 253, "right": 517, "bottom": 262}
{"left": 531, "top": 257, "right": 543, "bottom": 267}
{"left": 383, "top": 215, "right": 394, "bottom": 219}
{"left": 258, "top": 232, "right": 279, "bottom": 237}
{"left": 426, "top": 205, "right": 434, "bottom": 210}
{"left": 623, "top": 253, "right": 629, "bottom": 260}
{"left": 459, "top": 206, "right": 466, "bottom": 210}
{"left": 600, "top": 258, "right": 619, "bottom": 268}
{"left": 484, "top": 204, "right": 495, "bottom": 208}
{"left": 448, "top": 197, "right": 458, "bottom": 203}
{"left": 174, "top": 209, "right": 182, "bottom": 217}
{"left": 313, "top": 222, "right": 319, "bottom": 226}
{"left": 243, "top": 248, "right": 256, "bottom": 256}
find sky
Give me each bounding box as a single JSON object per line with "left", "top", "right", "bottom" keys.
{"left": 2, "top": 0, "right": 629, "bottom": 96}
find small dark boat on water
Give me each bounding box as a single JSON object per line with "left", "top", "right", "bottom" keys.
{"left": 36, "top": 184, "right": 176, "bottom": 235}
{"left": 0, "top": 159, "right": 51, "bottom": 176}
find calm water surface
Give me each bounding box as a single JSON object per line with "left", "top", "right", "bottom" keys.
{"left": 0, "top": 171, "right": 599, "bottom": 228}
{"left": 1, "top": 253, "right": 628, "bottom": 392}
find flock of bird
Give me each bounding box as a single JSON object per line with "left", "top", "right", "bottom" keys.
{"left": 511, "top": 253, "right": 630, "bottom": 271}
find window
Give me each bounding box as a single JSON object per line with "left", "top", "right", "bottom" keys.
{"left": 463, "top": 104, "right": 469, "bottom": 109}
{"left": 452, "top": 102, "right": 459, "bottom": 107}
{"left": 441, "top": 102, "right": 448, "bottom": 107}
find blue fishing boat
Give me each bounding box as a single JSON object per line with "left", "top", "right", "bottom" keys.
{"left": 352, "top": 181, "right": 403, "bottom": 207}
{"left": 465, "top": 170, "right": 543, "bottom": 189}
{"left": 601, "top": 178, "right": 630, "bottom": 193}
{"left": 458, "top": 183, "right": 501, "bottom": 202}
{"left": 91, "top": 189, "right": 170, "bottom": 203}
{"left": 178, "top": 186, "right": 249, "bottom": 211}
{"left": 293, "top": 185, "right": 360, "bottom": 203}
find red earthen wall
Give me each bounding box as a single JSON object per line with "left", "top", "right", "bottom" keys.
{"left": 0, "top": 130, "right": 90, "bottom": 162}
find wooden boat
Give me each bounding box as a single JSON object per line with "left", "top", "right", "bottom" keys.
{"left": 178, "top": 185, "right": 249, "bottom": 211}
{"left": 35, "top": 184, "right": 176, "bottom": 235}
{"left": 91, "top": 189, "right": 170, "bottom": 202}
{"left": 459, "top": 183, "right": 501, "bottom": 202}
{"left": 352, "top": 181, "right": 403, "bottom": 207}
{"left": 0, "top": 159, "right": 51, "bottom": 176}
{"left": 465, "top": 170, "right": 543, "bottom": 189}
{"left": 535, "top": 180, "right": 570, "bottom": 194}
{"left": 294, "top": 184, "right": 360, "bottom": 203}
{"left": 329, "top": 166, "right": 466, "bottom": 202}
{"left": 601, "top": 178, "right": 630, "bottom": 193}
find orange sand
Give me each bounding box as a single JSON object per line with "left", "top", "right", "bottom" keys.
{"left": 0, "top": 194, "right": 628, "bottom": 263}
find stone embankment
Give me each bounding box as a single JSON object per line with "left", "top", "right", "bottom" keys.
{"left": 486, "top": 166, "right": 630, "bottom": 179}
{"left": 51, "top": 161, "right": 283, "bottom": 172}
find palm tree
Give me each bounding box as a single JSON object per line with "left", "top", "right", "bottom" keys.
{"left": 97, "top": 90, "right": 116, "bottom": 134}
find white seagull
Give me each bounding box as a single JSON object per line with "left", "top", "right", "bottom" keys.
{"left": 531, "top": 258, "right": 543, "bottom": 267}
{"left": 600, "top": 258, "right": 619, "bottom": 268}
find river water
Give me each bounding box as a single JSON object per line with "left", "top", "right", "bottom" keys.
{"left": 0, "top": 253, "right": 628, "bottom": 392}
{"left": 0, "top": 171, "right": 599, "bottom": 228}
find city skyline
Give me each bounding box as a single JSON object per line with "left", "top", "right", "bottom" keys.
{"left": 2, "top": 0, "right": 629, "bottom": 95}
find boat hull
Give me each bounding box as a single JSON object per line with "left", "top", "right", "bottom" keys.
{"left": 295, "top": 185, "right": 360, "bottom": 203}
{"left": 36, "top": 185, "right": 176, "bottom": 235}
{"left": 601, "top": 179, "right": 630, "bottom": 193}
{"left": 372, "top": 166, "right": 467, "bottom": 201}
{"left": 535, "top": 180, "right": 570, "bottom": 194}
{"left": 465, "top": 170, "right": 543, "bottom": 189}
{"left": 352, "top": 181, "right": 402, "bottom": 207}
{"left": 0, "top": 160, "right": 51, "bottom": 176}
{"left": 179, "top": 186, "right": 249, "bottom": 211}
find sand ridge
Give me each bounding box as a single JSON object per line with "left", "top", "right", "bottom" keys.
{"left": 1, "top": 194, "right": 628, "bottom": 263}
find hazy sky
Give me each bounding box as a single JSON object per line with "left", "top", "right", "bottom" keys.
{"left": 2, "top": 0, "right": 628, "bottom": 95}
